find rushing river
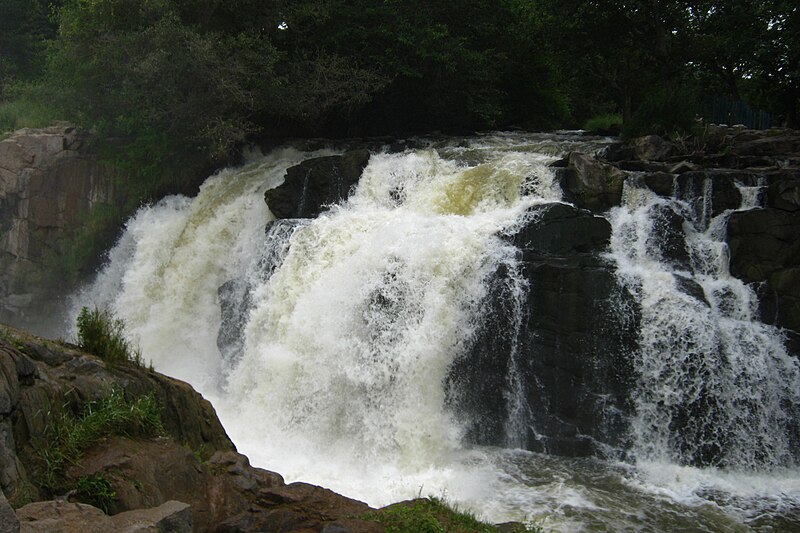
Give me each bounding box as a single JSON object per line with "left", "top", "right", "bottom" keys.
{"left": 69, "top": 132, "right": 800, "bottom": 531}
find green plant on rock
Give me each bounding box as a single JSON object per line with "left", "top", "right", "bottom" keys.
{"left": 37, "top": 388, "right": 163, "bottom": 492}
{"left": 76, "top": 306, "right": 141, "bottom": 365}
{"left": 75, "top": 474, "right": 117, "bottom": 513}
{"left": 364, "top": 497, "right": 541, "bottom": 533}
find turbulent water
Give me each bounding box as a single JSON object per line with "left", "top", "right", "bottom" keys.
{"left": 70, "top": 132, "right": 800, "bottom": 531}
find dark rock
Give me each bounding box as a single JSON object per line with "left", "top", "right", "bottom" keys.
{"left": 674, "top": 170, "right": 744, "bottom": 222}
{"left": 736, "top": 135, "right": 800, "bottom": 157}
{"left": 673, "top": 274, "right": 709, "bottom": 306}
{"left": 616, "top": 160, "right": 673, "bottom": 172}
{"left": 265, "top": 149, "right": 370, "bottom": 219}
{"left": 600, "top": 142, "right": 634, "bottom": 162}
{"left": 727, "top": 208, "right": 800, "bottom": 339}
{"left": 513, "top": 203, "right": 611, "bottom": 256}
{"left": 448, "top": 204, "right": 638, "bottom": 458}
{"left": 558, "top": 152, "right": 627, "bottom": 213}
{"left": 645, "top": 204, "right": 690, "bottom": 269}
{"left": 727, "top": 208, "right": 800, "bottom": 283}
{"left": 766, "top": 175, "right": 800, "bottom": 212}
{"left": 643, "top": 172, "right": 675, "bottom": 197}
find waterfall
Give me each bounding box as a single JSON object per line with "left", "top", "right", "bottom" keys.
{"left": 70, "top": 133, "right": 800, "bottom": 530}
{"left": 608, "top": 178, "right": 800, "bottom": 470}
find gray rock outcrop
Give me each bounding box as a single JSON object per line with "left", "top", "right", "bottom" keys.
{"left": 0, "top": 125, "right": 124, "bottom": 333}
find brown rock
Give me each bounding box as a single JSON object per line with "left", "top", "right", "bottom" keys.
{"left": 16, "top": 500, "right": 192, "bottom": 533}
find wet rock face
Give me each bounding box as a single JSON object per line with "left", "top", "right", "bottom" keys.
{"left": 727, "top": 208, "right": 800, "bottom": 335}
{"left": 265, "top": 149, "right": 370, "bottom": 219}
{"left": 448, "top": 203, "right": 639, "bottom": 458}
{"left": 557, "top": 152, "right": 626, "bottom": 213}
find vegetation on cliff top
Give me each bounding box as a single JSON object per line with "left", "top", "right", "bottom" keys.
{"left": 0, "top": 0, "right": 797, "bottom": 202}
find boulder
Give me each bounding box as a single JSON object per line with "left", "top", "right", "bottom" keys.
{"left": 735, "top": 135, "right": 800, "bottom": 157}
{"left": 448, "top": 203, "right": 639, "bottom": 457}
{"left": 765, "top": 173, "right": 800, "bottom": 212}
{"left": 1, "top": 487, "right": 19, "bottom": 533}
{"left": 643, "top": 172, "right": 675, "bottom": 197}
{"left": 513, "top": 202, "right": 611, "bottom": 256}
{"left": 265, "top": 150, "right": 370, "bottom": 219}
{"left": 558, "top": 152, "right": 627, "bottom": 213}
{"left": 15, "top": 500, "right": 191, "bottom": 533}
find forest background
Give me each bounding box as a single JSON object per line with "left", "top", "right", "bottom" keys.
{"left": 1, "top": 0, "right": 797, "bottom": 236}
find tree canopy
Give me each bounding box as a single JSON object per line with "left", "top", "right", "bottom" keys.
{"left": 0, "top": 0, "right": 797, "bottom": 186}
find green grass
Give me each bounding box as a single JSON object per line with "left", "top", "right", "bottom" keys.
{"left": 37, "top": 389, "right": 163, "bottom": 491}
{"left": 76, "top": 306, "right": 142, "bottom": 366}
{"left": 76, "top": 474, "right": 117, "bottom": 513}
{"left": 364, "top": 497, "right": 541, "bottom": 533}
{"left": 583, "top": 113, "right": 623, "bottom": 133}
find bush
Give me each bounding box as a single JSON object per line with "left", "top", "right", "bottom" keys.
{"left": 624, "top": 85, "right": 700, "bottom": 138}
{"left": 38, "top": 389, "right": 163, "bottom": 491}
{"left": 583, "top": 113, "right": 623, "bottom": 133}
{"left": 364, "top": 497, "right": 541, "bottom": 533}
{"left": 0, "top": 84, "right": 60, "bottom": 137}
{"left": 76, "top": 307, "right": 141, "bottom": 365}
{"left": 75, "top": 474, "right": 117, "bottom": 513}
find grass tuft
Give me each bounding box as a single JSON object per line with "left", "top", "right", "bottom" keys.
{"left": 37, "top": 389, "right": 163, "bottom": 491}
{"left": 583, "top": 113, "right": 623, "bottom": 133}
{"left": 76, "top": 306, "right": 142, "bottom": 366}
{"left": 364, "top": 496, "right": 541, "bottom": 533}
{"left": 75, "top": 474, "right": 117, "bottom": 513}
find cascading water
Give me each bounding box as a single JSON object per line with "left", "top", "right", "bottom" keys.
{"left": 69, "top": 133, "right": 800, "bottom": 531}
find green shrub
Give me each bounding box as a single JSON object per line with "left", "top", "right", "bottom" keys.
{"left": 624, "top": 85, "right": 700, "bottom": 138}
{"left": 76, "top": 306, "right": 141, "bottom": 365}
{"left": 583, "top": 113, "right": 623, "bottom": 133}
{"left": 0, "top": 83, "right": 61, "bottom": 137}
{"left": 75, "top": 474, "right": 117, "bottom": 513}
{"left": 38, "top": 389, "right": 163, "bottom": 491}
{"left": 364, "top": 497, "right": 540, "bottom": 533}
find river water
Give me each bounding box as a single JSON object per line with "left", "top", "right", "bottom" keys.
{"left": 69, "top": 132, "right": 800, "bottom": 531}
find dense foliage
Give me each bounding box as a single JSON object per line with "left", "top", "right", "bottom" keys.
{"left": 0, "top": 0, "right": 797, "bottom": 191}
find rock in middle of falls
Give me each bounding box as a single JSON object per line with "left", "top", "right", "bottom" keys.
{"left": 447, "top": 203, "right": 640, "bottom": 458}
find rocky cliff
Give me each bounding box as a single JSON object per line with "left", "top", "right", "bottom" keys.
{"left": 0, "top": 126, "right": 125, "bottom": 335}
{"left": 0, "top": 323, "right": 387, "bottom": 532}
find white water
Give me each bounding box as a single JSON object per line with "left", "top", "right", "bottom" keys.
{"left": 69, "top": 133, "right": 800, "bottom": 530}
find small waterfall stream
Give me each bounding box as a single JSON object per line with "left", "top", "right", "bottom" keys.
{"left": 69, "top": 133, "right": 800, "bottom": 531}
